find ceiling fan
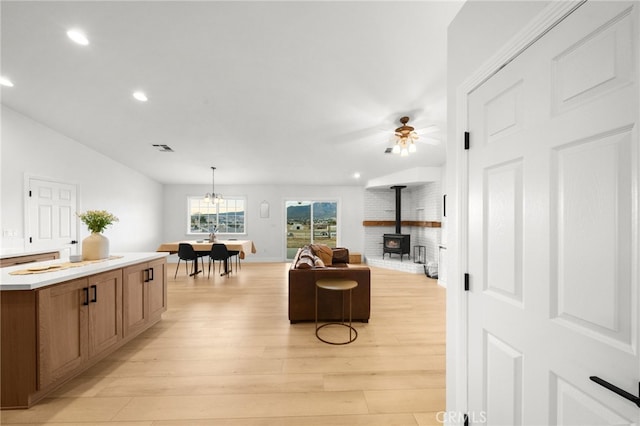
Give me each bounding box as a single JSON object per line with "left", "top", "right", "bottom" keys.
{"left": 386, "top": 116, "right": 440, "bottom": 156}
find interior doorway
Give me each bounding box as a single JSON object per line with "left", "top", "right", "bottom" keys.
{"left": 25, "top": 176, "right": 78, "bottom": 257}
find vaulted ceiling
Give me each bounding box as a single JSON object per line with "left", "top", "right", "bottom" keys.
{"left": 1, "top": 1, "right": 464, "bottom": 186}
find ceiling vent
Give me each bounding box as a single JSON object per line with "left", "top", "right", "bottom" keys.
{"left": 152, "top": 144, "right": 174, "bottom": 152}
{"left": 384, "top": 147, "right": 393, "bottom": 154}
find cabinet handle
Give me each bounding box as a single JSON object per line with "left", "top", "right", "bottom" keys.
{"left": 149, "top": 267, "right": 154, "bottom": 281}
{"left": 90, "top": 285, "right": 97, "bottom": 303}
{"left": 143, "top": 268, "right": 149, "bottom": 283}
{"left": 82, "top": 287, "right": 89, "bottom": 306}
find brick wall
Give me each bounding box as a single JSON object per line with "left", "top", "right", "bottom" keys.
{"left": 364, "top": 182, "right": 441, "bottom": 263}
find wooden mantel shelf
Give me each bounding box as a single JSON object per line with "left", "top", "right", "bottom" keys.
{"left": 363, "top": 220, "right": 441, "bottom": 228}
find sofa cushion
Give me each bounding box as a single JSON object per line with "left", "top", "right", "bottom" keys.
{"left": 296, "top": 256, "right": 315, "bottom": 269}
{"left": 310, "top": 244, "right": 333, "bottom": 266}
{"left": 331, "top": 247, "right": 349, "bottom": 264}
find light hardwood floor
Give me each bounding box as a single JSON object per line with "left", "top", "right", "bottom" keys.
{"left": 1, "top": 262, "right": 446, "bottom": 425}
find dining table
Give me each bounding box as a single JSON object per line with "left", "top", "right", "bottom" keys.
{"left": 156, "top": 239, "right": 256, "bottom": 276}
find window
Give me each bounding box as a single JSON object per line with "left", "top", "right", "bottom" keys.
{"left": 188, "top": 196, "right": 246, "bottom": 234}
{"left": 285, "top": 200, "right": 338, "bottom": 259}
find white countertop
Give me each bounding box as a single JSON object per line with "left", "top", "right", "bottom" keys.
{"left": 0, "top": 252, "right": 168, "bottom": 291}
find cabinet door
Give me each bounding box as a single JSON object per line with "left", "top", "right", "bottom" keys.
{"left": 148, "top": 258, "right": 166, "bottom": 321}
{"left": 122, "top": 262, "right": 148, "bottom": 338}
{"left": 88, "top": 270, "right": 122, "bottom": 359}
{"left": 38, "top": 278, "right": 88, "bottom": 388}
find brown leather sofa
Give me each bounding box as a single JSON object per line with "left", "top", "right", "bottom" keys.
{"left": 288, "top": 246, "right": 370, "bottom": 323}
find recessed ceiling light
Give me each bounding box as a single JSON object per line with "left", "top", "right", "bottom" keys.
{"left": 66, "top": 29, "right": 89, "bottom": 46}
{"left": 0, "top": 76, "right": 14, "bottom": 87}
{"left": 133, "top": 91, "right": 148, "bottom": 102}
{"left": 353, "top": 172, "right": 361, "bottom": 179}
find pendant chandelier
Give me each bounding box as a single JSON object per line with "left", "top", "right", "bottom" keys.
{"left": 392, "top": 116, "right": 418, "bottom": 157}
{"left": 204, "top": 166, "right": 222, "bottom": 204}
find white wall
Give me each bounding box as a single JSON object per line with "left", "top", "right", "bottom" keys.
{"left": 0, "top": 105, "right": 164, "bottom": 254}
{"left": 446, "top": 0, "right": 551, "bottom": 418}
{"left": 163, "top": 183, "right": 366, "bottom": 262}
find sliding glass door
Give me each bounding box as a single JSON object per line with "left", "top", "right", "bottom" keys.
{"left": 285, "top": 200, "right": 337, "bottom": 259}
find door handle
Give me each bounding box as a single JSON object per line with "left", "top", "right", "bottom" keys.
{"left": 82, "top": 287, "right": 89, "bottom": 306}
{"left": 149, "top": 267, "right": 154, "bottom": 281}
{"left": 90, "top": 285, "right": 97, "bottom": 303}
{"left": 590, "top": 376, "right": 640, "bottom": 407}
{"left": 143, "top": 268, "right": 149, "bottom": 283}
{"left": 70, "top": 240, "right": 78, "bottom": 244}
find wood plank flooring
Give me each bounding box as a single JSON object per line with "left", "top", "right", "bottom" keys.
{"left": 1, "top": 262, "right": 446, "bottom": 425}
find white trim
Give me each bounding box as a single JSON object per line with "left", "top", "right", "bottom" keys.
{"left": 448, "top": 1, "right": 586, "bottom": 424}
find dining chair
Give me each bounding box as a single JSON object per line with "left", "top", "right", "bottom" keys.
{"left": 175, "top": 243, "right": 205, "bottom": 278}
{"left": 209, "top": 243, "right": 232, "bottom": 277}
{"left": 228, "top": 249, "right": 241, "bottom": 271}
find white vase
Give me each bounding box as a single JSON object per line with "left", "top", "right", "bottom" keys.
{"left": 82, "top": 232, "right": 109, "bottom": 260}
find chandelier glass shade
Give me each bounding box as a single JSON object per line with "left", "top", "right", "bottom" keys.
{"left": 204, "top": 166, "right": 222, "bottom": 204}
{"left": 393, "top": 116, "right": 418, "bottom": 157}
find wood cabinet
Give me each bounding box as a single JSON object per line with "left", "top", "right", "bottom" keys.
{"left": 38, "top": 270, "right": 122, "bottom": 388}
{"left": 123, "top": 258, "right": 166, "bottom": 337}
{"left": 0, "top": 257, "right": 165, "bottom": 409}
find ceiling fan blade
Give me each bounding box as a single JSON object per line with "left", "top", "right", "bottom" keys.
{"left": 420, "top": 136, "right": 441, "bottom": 145}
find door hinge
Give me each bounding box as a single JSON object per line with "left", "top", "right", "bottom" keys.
{"left": 28, "top": 190, "right": 32, "bottom": 197}
{"left": 464, "top": 132, "right": 470, "bottom": 150}
{"left": 464, "top": 413, "right": 469, "bottom": 426}
{"left": 29, "top": 237, "right": 33, "bottom": 244}
{"left": 464, "top": 273, "right": 470, "bottom": 291}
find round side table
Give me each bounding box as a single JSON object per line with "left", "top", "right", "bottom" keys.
{"left": 315, "top": 278, "right": 358, "bottom": 345}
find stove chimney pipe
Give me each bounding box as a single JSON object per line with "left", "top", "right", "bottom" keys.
{"left": 390, "top": 185, "right": 406, "bottom": 234}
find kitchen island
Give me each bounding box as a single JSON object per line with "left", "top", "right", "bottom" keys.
{"left": 0, "top": 252, "right": 168, "bottom": 409}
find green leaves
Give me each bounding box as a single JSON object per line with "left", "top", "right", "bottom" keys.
{"left": 77, "top": 210, "right": 119, "bottom": 233}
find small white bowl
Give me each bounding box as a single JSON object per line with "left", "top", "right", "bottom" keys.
{"left": 69, "top": 254, "right": 82, "bottom": 263}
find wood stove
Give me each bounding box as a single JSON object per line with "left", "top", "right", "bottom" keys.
{"left": 383, "top": 233, "right": 410, "bottom": 260}
{"left": 382, "top": 185, "right": 411, "bottom": 261}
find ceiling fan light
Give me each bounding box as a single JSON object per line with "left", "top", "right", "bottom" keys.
{"left": 0, "top": 76, "right": 14, "bottom": 87}
{"left": 67, "top": 29, "right": 89, "bottom": 46}
{"left": 400, "top": 147, "right": 409, "bottom": 157}
{"left": 392, "top": 144, "right": 401, "bottom": 154}
{"left": 133, "top": 91, "right": 148, "bottom": 102}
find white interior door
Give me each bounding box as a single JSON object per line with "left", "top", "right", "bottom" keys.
{"left": 27, "top": 177, "right": 78, "bottom": 255}
{"left": 467, "top": 2, "right": 639, "bottom": 424}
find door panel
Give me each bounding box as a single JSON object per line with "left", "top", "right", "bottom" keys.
{"left": 38, "top": 278, "right": 88, "bottom": 388}
{"left": 88, "top": 270, "right": 122, "bottom": 358}
{"left": 148, "top": 259, "right": 166, "bottom": 321}
{"left": 123, "top": 263, "right": 148, "bottom": 337}
{"left": 467, "top": 2, "right": 638, "bottom": 424}
{"left": 484, "top": 160, "right": 523, "bottom": 306}
{"left": 485, "top": 333, "right": 523, "bottom": 426}
{"left": 551, "top": 128, "right": 633, "bottom": 346}
{"left": 551, "top": 374, "right": 632, "bottom": 426}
